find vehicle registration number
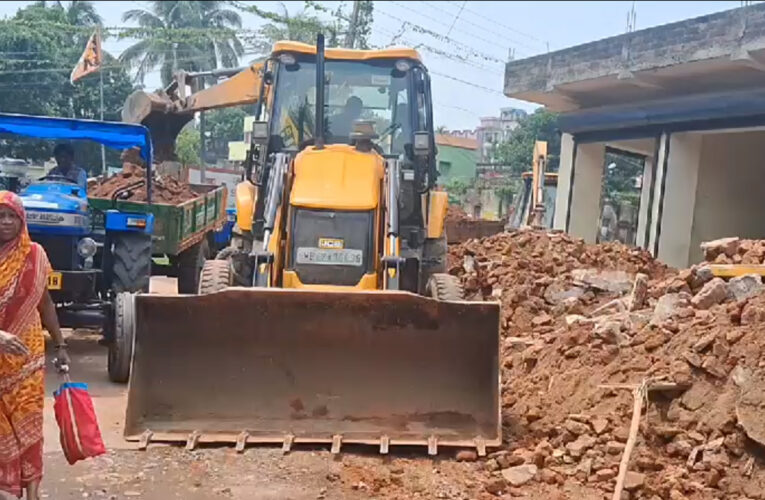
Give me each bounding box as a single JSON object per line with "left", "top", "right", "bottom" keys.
{"left": 296, "top": 247, "right": 362, "bottom": 266}
{"left": 47, "top": 272, "right": 62, "bottom": 290}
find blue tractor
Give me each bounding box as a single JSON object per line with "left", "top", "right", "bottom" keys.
{"left": 0, "top": 113, "right": 155, "bottom": 382}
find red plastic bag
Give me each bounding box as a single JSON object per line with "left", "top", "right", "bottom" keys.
{"left": 53, "top": 380, "right": 106, "bottom": 464}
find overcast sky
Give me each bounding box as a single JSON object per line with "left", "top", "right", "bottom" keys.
{"left": 0, "top": 1, "right": 748, "bottom": 129}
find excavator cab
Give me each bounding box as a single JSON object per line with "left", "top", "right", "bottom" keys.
{"left": 123, "top": 36, "right": 501, "bottom": 456}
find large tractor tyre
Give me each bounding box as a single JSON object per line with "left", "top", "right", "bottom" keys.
{"left": 107, "top": 292, "right": 135, "bottom": 383}
{"left": 111, "top": 233, "right": 152, "bottom": 294}
{"left": 219, "top": 247, "right": 254, "bottom": 286}
{"left": 177, "top": 238, "right": 210, "bottom": 294}
{"left": 426, "top": 273, "right": 464, "bottom": 301}
{"left": 419, "top": 235, "right": 448, "bottom": 294}
{"left": 198, "top": 259, "right": 233, "bottom": 294}
{"left": 215, "top": 246, "right": 237, "bottom": 261}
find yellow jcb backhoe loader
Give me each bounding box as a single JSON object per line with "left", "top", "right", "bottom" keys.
{"left": 507, "top": 141, "right": 558, "bottom": 230}
{"left": 121, "top": 36, "right": 501, "bottom": 456}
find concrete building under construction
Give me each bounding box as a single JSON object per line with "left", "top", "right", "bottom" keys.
{"left": 505, "top": 3, "right": 765, "bottom": 267}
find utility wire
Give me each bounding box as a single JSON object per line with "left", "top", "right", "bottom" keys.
{"left": 445, "top": 1, "right": 467, "bottom": 37}
{"left": 372, "top": 24, "right": 504, "bottom": 76}
{"left": 375, "top": 8, "right": 506, "bottom": 65}
{"left": 387, "top": 1, "right": 509, "bottom": 59}
{"left": 449, "top": 0, "right": 548, "bottom": 46}
{"left": 422, "top": 1, "right": 538, "bottom": 54}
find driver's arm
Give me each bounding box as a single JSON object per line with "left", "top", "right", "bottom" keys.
{"left": 77, "top": 168, "right": 88, "bottom": 192}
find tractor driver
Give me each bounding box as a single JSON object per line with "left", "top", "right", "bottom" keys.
{"left": 329, "top": 96, "right": 364, "bottom": 140}
{"left": 48, "top": 143, "right": 88, "bottom": 192}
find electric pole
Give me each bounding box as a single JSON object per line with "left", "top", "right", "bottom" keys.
{"left": 345, "top": 0, "right": 361, "bottom": 49}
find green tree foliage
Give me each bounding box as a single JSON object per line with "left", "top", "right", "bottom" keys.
{"left": 494, "top": 109, "right": 561, "bottom": 176}
{"left": 120, "top": 1, "right": 244, "bottom": 87}
{"left": 175, "top": 126, "right": 201, "bottom": 166}
{"left": 204, "top": 107, "right": 248, "bottom": 157}
{"left": 0, "top": 2, "right": 134, "bottom": 173}
{"left": 603, "top": 150, "right": 643, "bottom": 206}
{"left": 241, "top": 1, "right": 374, "bottom": 55}
{"left": 445, "top": 178, "right": 471, "bottom": 205}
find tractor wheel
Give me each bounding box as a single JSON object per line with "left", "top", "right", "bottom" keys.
{"left": 198, "top": 259, "right": 233, "bottom": 294}
{"left": 107, "top": 292, "right": 135, "bottom": 383}
{"left": 425, "top": 273, "right": 464, "bottom": 301}
{"left": 419, "top": 235, "right": 447, "bottom": 294}
{"left": 177, "top": 238, "right": 210, "bottom": 294}
{"left": 111, "top": 233, "right": 151, "bottom": 293}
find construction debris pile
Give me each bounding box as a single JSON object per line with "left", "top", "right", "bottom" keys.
{"left": 446, "top": 204, "right": 470, "bottom": 222}
{"left": 89, "top": 163, "right": 197, "bottom": 204}
{"left": 444, "top": 231, "right": 765, "bottom": 500}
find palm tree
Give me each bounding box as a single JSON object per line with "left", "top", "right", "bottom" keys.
{"left": 63, "top": 0, "right": 100, "bottom": 26}
{"left": 33, "top": 0, "right": 100, "bottom": 25}
{"left": 120, "top": 1, "right": 243, "bottom": 87}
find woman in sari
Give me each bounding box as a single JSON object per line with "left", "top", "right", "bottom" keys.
{"left": 0, "top": 191, "right": 69, "bottom": 500}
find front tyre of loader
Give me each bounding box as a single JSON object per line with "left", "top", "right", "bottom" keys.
{"left": 198, "top": 259, "right": 233, "bottom": 294}
{"left": 177, "top": 238, "right": 210, "bottom": 294}
{"left": 107, "top": 292, "right": 135, "bottom": 383}
{"left": 419, "top": 235, "right": 448, "bottom": 294}
{"left": 111, "top": 233, "right": 151, "bottom": 293}
{"left": 426, "top": 273, "right": 464, "bottom": 301}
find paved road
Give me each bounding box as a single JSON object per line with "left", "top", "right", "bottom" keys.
{"left": 37, "top": 277, "right": 368, "bottom": 499}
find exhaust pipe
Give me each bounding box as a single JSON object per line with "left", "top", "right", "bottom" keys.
{"left": 315, "top": 33, "right": 325, "bottom": 150}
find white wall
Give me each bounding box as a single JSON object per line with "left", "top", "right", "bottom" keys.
{"left": 656, "top": 132, "right": 702, "bottom": 267}
{"left": 689, "top": 130, "right": 765, "bottom": 263}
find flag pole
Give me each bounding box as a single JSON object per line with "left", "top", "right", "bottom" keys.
{"left": 98, "top": 25, "right": 106, "bottom": 174}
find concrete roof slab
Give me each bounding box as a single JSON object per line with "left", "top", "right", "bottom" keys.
{"left": 505, "top": 4, "right": 765, "bottom": 111}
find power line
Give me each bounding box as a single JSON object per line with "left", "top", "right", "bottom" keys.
{"left": 375, "top": 8, "right": 506, "bottom": 65}
{"left": 434, "top": 101, "right": 481, "bottom": 117}
{"left": 445, "top": 1, "right": 467, "bottom": 38}
{"left": 372, "top": 23, "right": 504, "bottom": 76}
{"left": 450, "top": 0, "right": 548, "bottom": 46}
{"left": 421, "top": 1, "right": 539, "bottom": 54}
{"left": 387, "top": 1, "right": 509, "bottom": 60}
{"left": 430, "top": 71, "right": 506, "bottom": 96}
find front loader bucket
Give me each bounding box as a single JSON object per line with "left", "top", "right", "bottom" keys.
{"left": 124, "top": 288, "right": 501, "bottom": 454}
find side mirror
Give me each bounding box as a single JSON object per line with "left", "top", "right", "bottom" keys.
{"left": 413, "top": 131, "right": 431, "bottom": 158}
{"left": 251, "top": 121, "right": 269, "bottom": 145}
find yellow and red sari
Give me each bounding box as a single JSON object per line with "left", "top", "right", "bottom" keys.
{"left": 0, "top": 191, "right": 51, "bottom": 497}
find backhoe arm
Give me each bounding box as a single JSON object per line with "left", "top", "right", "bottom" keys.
{"left": 122, "top": 62, "right": 264, "bottom": 162}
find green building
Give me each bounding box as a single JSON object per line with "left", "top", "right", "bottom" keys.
{"left": 435, "top": 134, "right": 478, "bottom": 184}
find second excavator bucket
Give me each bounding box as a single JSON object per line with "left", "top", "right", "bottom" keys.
{"left": 124, "top": 288, "right": 501, "bottom": 454}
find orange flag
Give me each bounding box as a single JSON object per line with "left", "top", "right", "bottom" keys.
{"left": 70, "top": 30, "right": 102, "bottom": 84}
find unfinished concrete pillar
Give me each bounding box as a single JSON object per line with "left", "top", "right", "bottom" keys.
{"left": 635, "top": 156, "right": 654, "bottom": 249}
{"left": 553, "top": 133, "right": 574, "bottom": 231}
{"left": 566, "top": 141, "right": 606, "bottom": 243}
{"left": 654, "top": 132, "right": 702, "bottom": 267}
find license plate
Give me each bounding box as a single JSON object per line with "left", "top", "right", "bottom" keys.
{"left": 296, "top": 247, "right": 363, "bottom": 266}
{"left": 47, "top": 272, "right": 62, "bottom": 290}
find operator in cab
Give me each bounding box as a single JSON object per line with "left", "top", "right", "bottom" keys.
{"left": 328, "top": 96, "right": 364, "bottom": 139}
{"left": 47, "top": 143, "right": 88, "bottom": 192}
